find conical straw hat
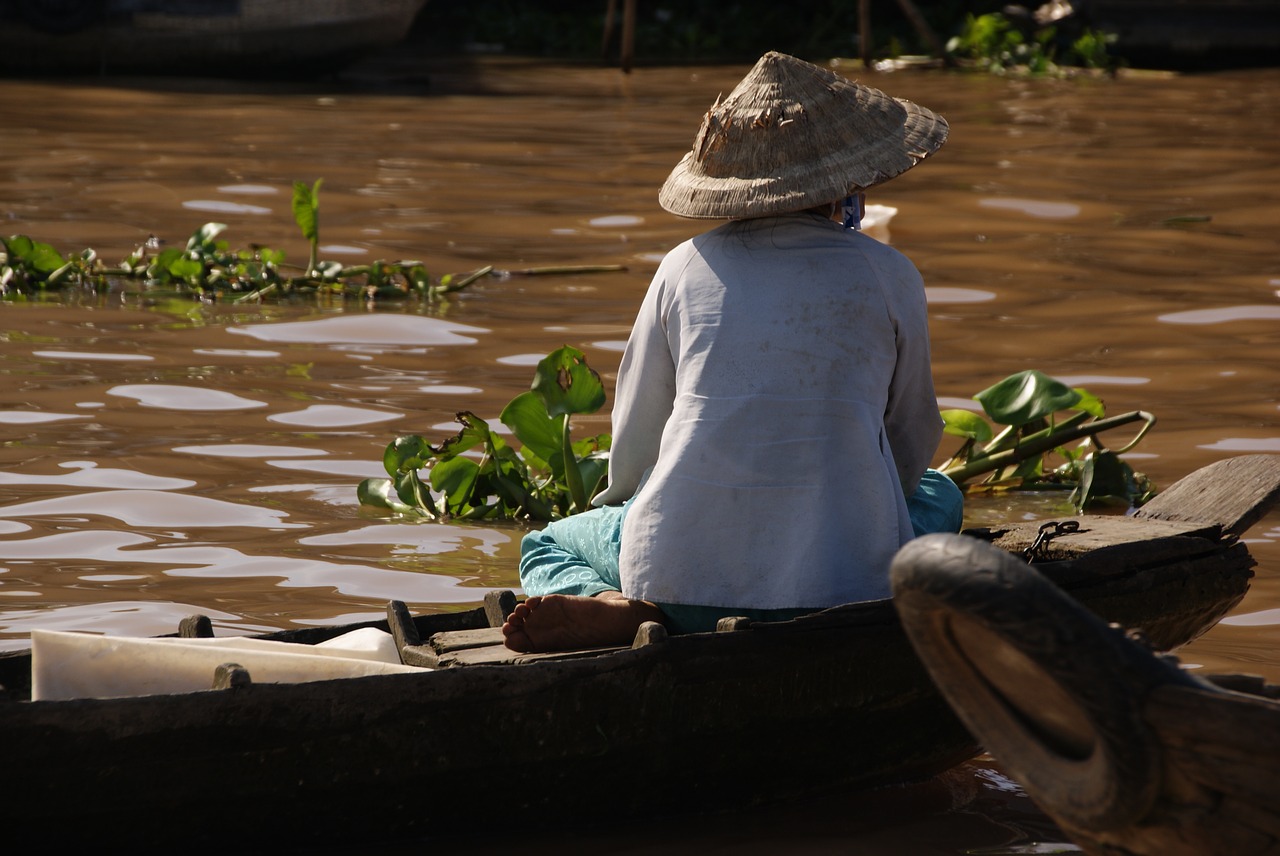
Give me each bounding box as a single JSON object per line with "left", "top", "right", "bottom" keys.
{"left": 659, "top": 52, "right": 948, "bottom": 219}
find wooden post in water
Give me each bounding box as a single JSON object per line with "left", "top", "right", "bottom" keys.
{"left": 601, "top": 0, "right": 617, "bottom": 59}
{"left": 893, "top": 0, "right": 957, "bottom": 66}
{"left": 601, "top": 0, "right": 638, "bottom": 73}
{"left": 860, "top": 0, "right": 873, "bottom": 67}
{"left": 621, "top": 0, "right": 636, "bottom": 73}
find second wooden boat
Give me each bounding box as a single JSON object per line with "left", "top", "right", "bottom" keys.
{"left": 891, "top": 459, "right": 1280, "bottom": 855}
{"left": 0, "top": 0, "right": 429, "bottom": 76}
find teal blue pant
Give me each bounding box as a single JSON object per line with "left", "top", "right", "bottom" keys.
{"left": 518, "top": 469, "right": 964, "bottom": 634}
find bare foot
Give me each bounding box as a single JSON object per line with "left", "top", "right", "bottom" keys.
{"left": 502, "top": 591, "right": 665, "bottom": 653}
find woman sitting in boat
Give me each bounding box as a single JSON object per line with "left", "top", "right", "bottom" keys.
{"left": 503, "top": 51, "right": 963, "bottom": 653}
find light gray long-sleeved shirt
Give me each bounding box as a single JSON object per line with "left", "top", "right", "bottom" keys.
{"left": 594, "top": 212, "right": 942, "bottom": 609}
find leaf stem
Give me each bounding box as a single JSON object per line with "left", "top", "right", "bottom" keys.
{"left": 942, "top": 410, "right": 1155, "bottom": 484}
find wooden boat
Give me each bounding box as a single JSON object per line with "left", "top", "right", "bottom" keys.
{"left": 1084, "top": 0, "right": 1280, "bottom": 68}
{"left": 891, "top": 460, "right": 1280, "bottom": 855}
{"left": 0, "top": 0, "right": 428, "bottom": 76}
{"left": 1, "top": 454, "right": 1278, "bottom": 847}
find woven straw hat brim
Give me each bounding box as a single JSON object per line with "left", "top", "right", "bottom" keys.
{"left": 659, "top": 52, "right": 948, "bottom": 219}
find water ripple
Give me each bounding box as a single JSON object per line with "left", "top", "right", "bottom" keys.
{"left": 1158, "top": 305, "right": 1280, "bottom": 324}
{"left": 108, "top": 384, "right": 268, "bottom": 411}
{"left": 0, "top": 491, "right": 302, "bottom": 529}
{"left": 266, "top": 405, "right": 403, "bottom": 428}
{"left": 0, "top": 461, "right": 193, "bottom": 490}
{"left": 227, "top": 314, "right": 487, "bottom": 345}
{"left": 0, "top": 411, "right": 89, "bottom": 424}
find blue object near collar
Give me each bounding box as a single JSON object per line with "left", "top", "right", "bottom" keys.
{"left": 841, "top": 194, "right": 864, "bottom": 231}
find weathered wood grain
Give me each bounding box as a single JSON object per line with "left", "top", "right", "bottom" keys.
{"left": 1134, "top": 453, "right": 1280, "bottom": 536}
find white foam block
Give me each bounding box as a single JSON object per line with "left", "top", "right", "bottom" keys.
{"left": 31, "top": 628, "right": 425, "bottom": 701}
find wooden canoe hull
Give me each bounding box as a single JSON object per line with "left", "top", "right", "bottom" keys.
{"left": 2, "top": 601, "right": 974, "bottom": 846}
{"left": 0, "top": 527, "right": 1253, "bottom": 846}
{"left": 0, "top": 455, "right": 1276, "bottom": 846}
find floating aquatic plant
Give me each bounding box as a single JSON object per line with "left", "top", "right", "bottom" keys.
{"left": 361, "top": 354, "right": 1156, "bottom": 523}
{"left": 1, "top": 180, "right": 620, "bottom": 304}
{"left": 939, "top": 369, "right": 1156, "bottom": 511}
{"left": 358, "top": 346, "right": 611, "bottom": 522}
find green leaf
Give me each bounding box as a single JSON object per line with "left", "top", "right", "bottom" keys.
{"left": 1071, "top": 387, "right": 1106, "bottom": 418}
{"left": 500, "top": 391, "right": 566, "bottom": 463}
{"left": 382, "top": 434, "right": 435, "bottom": 477}
{"left": 357, "top": 477, "right": 416, "bottom": 514}
{"left": 1070, "top": 450, "right": 1137, "bottom": 511}
{"left": 168, "top": 257, "right": 204, "bottom": 281}
{"left": 975, "top": 370, "right": 1081, "bottom": 427}
{"left": 292, "top": 179, "right": 322, "bottom": 243}
{"left": 5, "top": 235, "right": 67, "bottom": 275}
{"left": 407, "top": 264, "right": 430, "bottom": 290}
{"left": 392, "top": 469, "right": 434, "bottom": 512}
{"left": 153, "top": 247, "right": 185, "bottom": 271}
{"left": 431, "top": 456, "right": 481, "bottom": 513}
{"left": 530, "top": 346, "right": 606, "bottom": 418}
{"left": 576, "top": 454, "right": 610, "bottom": 502}
{"left": 570, "top": 433, "right": 611, "bottom": 458}
{"left": 4, "top": 235, "right": 35, "bottom": 258}
{"left": 488, "top": 451, "right": 555, "bottom": 520}
{"left": 940, "top": 409, "right": 994, "bottom": 442}
{"left": 431, "top": 413, "right": 495, "bottom": 460}
{"left": 29, "top": 243, "right": 66, "bottom": 275}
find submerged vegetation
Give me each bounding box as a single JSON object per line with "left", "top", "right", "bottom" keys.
{"left": 1, "top": 180, "right": 619, "bottom": 305}
{"left": 359, "top": 352, "right": 1155, "bottom": 523}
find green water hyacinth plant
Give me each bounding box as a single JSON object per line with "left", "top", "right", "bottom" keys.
{"left": 938, "top": 369, "right": 1156, "bottom": 511}
{"left": 1, "top": 179, "right": 485, "bottom": 303}
{"left": 358, "top": 347, "right": 611, "bottom": 522}
{"left": 360, "top": 363, "right": 1158, "bottom": 523}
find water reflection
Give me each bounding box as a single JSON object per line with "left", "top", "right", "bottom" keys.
{"left": 172, "top": 444, "right": 318, "bottom": 457}
{"left": 0, "top": 461, "right": 192, "bottom": 490}
{"left": 227, "top": 313, "right": 487, "bottom": 345}
{"left": 0, "top": 601, "right": 249, "bottom": 637}
{"left": 1159, "top": 305, "right": 1280, "bottom": 324}
{"left": 108, "top": 384, "right": 269, "bottom": 410}
{"left": 0, "top": 490, "right": 301, "bottom": 528}
{"left": 299, "top": 522, "right": 513, "bottom": 557}
{"left": 1201, "top": 438, "right": 1280, "bottom": 452}
{"left": 182, "top": 200, "right": 273, "bottom": 215}
{"left": 926, "top": 287, "right": 996, "bottom": 303}
{"left": 266, "top": 404, "right": 403, "bottom": 427}
{"left": 0, "top": 411, "right": 91, "bottom": 424}
{"left": 978, "top": 198, "right": 1082, "bottom": 218}
{"left": 33, "top": 351, "right": 154, "bottom": 361}
{"left": 1053, "top": 375, "right": 1149, "bottom": 386}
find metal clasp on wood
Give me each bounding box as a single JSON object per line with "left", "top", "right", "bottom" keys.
{"left": 1023, "top": 520, "right": 1081, "bottom": 562}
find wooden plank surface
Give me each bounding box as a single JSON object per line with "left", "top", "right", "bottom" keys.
{"left": 965, "top": 516, "right": 1218, "bottom": 562}
{"left": 1134, "top": 453, "right": 1280, "bottom": 536}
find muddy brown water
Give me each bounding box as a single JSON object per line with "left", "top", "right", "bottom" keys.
{"left": 1, "top": 57, "right": 1278, "bottom": 852}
